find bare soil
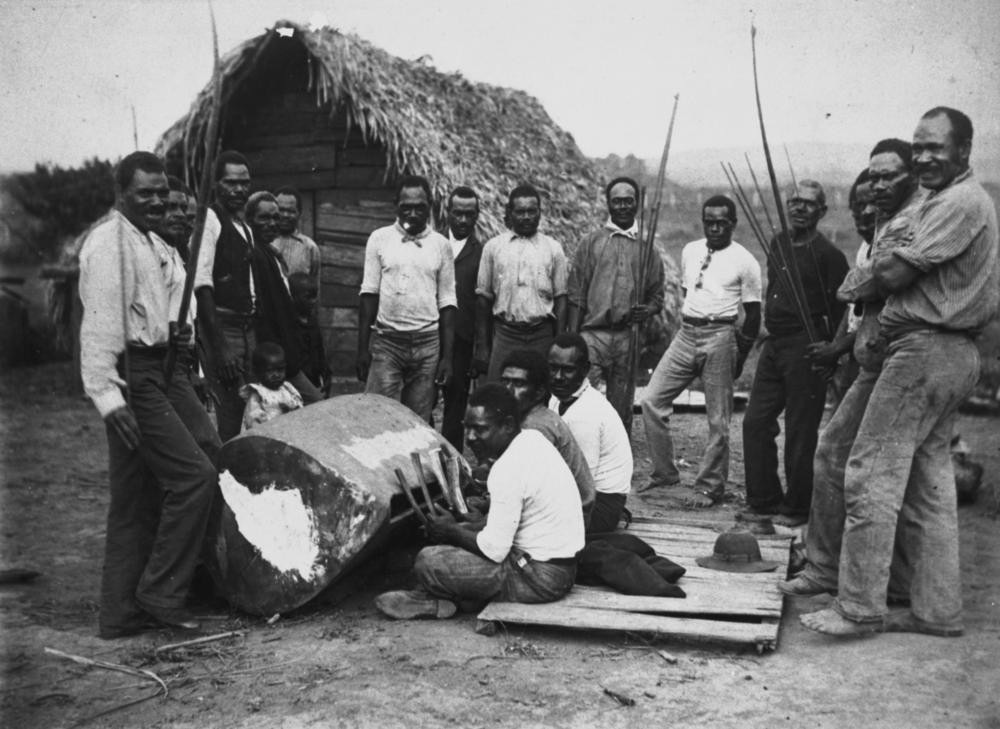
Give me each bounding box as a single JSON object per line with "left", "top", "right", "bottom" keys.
{"left": 2, "top": 362, "right": 999, "bottom": 729}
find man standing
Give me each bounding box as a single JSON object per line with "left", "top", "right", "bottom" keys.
{"left": 568, "top": 177, "right": 664, "bottom": 433}
{"left": 499, "top": 348, "right": 596, "bottom": 525}
{"left": 80, "top": 152, "right": 219, "bottom": 637}
{"left": 476, "top": 184, "right": 569, "bottom": 381}
{"left": 640, "top": 196, "right": 762, "bottom": 508}
{"left": 802, "top": 108, "right": 998, "bottom": 637}
{"left": 440, "top": 186, "right": 484, "bottom": 449}
{"left": 782, "top": 139, "right": 923, "bottom": 600}
{"left": 194, "top": 150, "right": 256, "bottom": 441}
{"left": 357, "top": 175, "right": 456, "bottom": 422}
{"left": 742, "top": 180, "right": 848, "bottom": 526}
{"left": 548, "top": 334, "right": 633, "bottom": 534}
{"left": 271, "top": 187, "right": 321, "bottom": 286}
{"left": 374, "top": 384, "right": 583, "bottom": 619}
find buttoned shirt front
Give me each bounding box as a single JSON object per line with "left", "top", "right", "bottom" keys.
{"left": 680, "top": 239, "right": 761, "bottom": 320}
{"left": 476, "top": 230, "right": 568, "bottom": 324}
{"left": 270, "top": 231, "right": 321, "bottom": 282}
{"left": 569, "top": 221, "right": 665, "bottom": 329}
{"left": 475, "top": 429, "right": 585, "bottom": 563}
{"left": 79, "top": 209, "right": 193, "bottom": 417}
{"left": 360, "top": 222, "right": 457, "bottom": 332}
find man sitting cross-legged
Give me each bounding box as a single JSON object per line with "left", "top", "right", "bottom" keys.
{"left": 375, "top": 384, "right": 584, "bottom": 618}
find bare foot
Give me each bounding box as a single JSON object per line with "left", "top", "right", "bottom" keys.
{"left": 800, "top": 608, "right": 881, "bottom": 636}
{"left": 883, "top": 610, "right": 963, "bottom": 637}
{"left": 683, "top": 489, "right": 720, "bottom": 509}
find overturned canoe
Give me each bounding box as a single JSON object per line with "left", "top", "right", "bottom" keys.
{"left": 206, "top": 393, "right": 466, "bottom": 616}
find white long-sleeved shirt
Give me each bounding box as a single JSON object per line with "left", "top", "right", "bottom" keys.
{"left": 79, "top": 209, "right": 193, "bottom": 417}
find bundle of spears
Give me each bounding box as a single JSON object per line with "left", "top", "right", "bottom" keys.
{"left": 394, "top": 449, "right": 468, "bottom": 524}
{"left": 720, "top": 23, "right": 818, "bottom": 343}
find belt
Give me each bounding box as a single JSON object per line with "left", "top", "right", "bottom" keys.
{"left": 216, "top": 309, "right": 256, "bottom": 327}
{"left": 124, "top": 343, "right": 169, "bottom": 358}
{"left": 682, "top": 316, "right": 736, "bottom": 327}
{"left": 494, "top": 316, "right": 550, "bottom": 332}
{"left": 372, "top": 326, "right": 438, "bottom": 342}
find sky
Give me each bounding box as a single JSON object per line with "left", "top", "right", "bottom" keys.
{"left": 2, "top": 0, "right": 999, "bottom": 181}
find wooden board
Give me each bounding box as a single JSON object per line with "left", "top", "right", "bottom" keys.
{"left": 477, "top": 518, "right": 793, "bottom": 651}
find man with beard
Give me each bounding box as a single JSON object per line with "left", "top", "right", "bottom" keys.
{"left": 271, "top": 187, "right": 321, "bottom": 286}
{"left": 374, "top": 384, "right": 583, "bottom": 619}
{"left": 357, "top": 175, "right": 456, "bottom": 422}
{"left": 499, "top": 348, "right": 596, "bottom": 526}
{"left": 440, "top": 186, "right": 485, "bottom": 449}
{"left": 640, "top": 195, "right": 761, "bottom": 508}
{"left": 548, "top": 334, "right": 633, "bottom": 534}
{"left": 161, "top": 176, "right": 194, "bottom": 261}
{"left": 742, "top": 180, "right": 848, "bottom": 526}
{"left": 243, "top": 192, "right": 323, "bottom": 405}
{"left": 79, "top": 152, "right": 219, "bottom": 637}
{"left": 193, "top": 150, "right": 258, "bottom": 441}
{"left": 475, "top": 184, "right": 568, "bottom": 381}
{"left": 801, "top": 108, "right": 998, "bottom": 638}
{"left": 568, "top": 177, "right": 664, "bottom": 433}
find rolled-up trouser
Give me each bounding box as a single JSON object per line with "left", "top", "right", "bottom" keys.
{"left": 487, "top": 318, "right": 556, "bottom": 382}
{"left": 100, "top": 347, "right": 220, "bottom": 634}
{"left": 365, "top": 327, "right": 440, "bottom": 422}
{"left": 581, "top": 328, "right": 635, "bottom": 434}
{"left": 833, "top": 330, "right": 978, "bottom": 631}
{"left": 415, "top": 545, "right": 576, "bottom": 610}
{"left": 202, "top": 310, "right": 255, "bottom": 443}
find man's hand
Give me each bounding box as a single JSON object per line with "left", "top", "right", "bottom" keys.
{"left": 356, "top": 350, "right": 372, "bottom": 382}
{"left": 424, "top": 510, "right": 457, "bottom": 544}
{"left": 434, "top": 358, "right": 453, "bottom": 388}
{"left": 734, "top": 331, "right": 756, "bottom": 380}
{"left": 805, "top": 341, "right": 842, "bottom": 368}
{"left": 628, "top": 303, "right": 657, "bottom": 324}
{"left": 169, "top": 321, "right": 194, "bottom": 349}
{"left": 105, "top": 406, "right": 141, "bottom": 450}
{"left": 473, "top": 344, "right": 491, "bottom": 373}
{"left": 468, "top": 357, "right": 489, "bottom": 380}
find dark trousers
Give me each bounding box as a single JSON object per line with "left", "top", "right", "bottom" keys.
{"left": 100, "top": 349, "right": 220, "bottom": 633}
{"left": 742, "top": 332, "right": 828, "bottom": 516}
{"left": 441, "top": 337, "right": 474, "bottom": 450}
{"left": 588, "top": 492, "right": 628, "bottom": 534}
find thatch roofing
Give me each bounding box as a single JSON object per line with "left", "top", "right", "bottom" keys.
{"left": 157, "top": 20, "right": 603, "bottom": 245}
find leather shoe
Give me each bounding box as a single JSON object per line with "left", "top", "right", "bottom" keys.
{"left": 375, "top": 590, "right": 457, "bottom": 620}
{"left": 137, "top": 602, "right": 201, "bottom": 630}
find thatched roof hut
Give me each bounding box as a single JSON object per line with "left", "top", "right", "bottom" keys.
{"left": 156, "top": 20, "right": 612, "bottom": 374}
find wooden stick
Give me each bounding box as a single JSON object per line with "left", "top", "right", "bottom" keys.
{"left": 154, "top": 630, "right": 245, "bottom": 654}
{"left": 410, "top": 452, "right": 441, "bottom": 516}
{"left": 44, "top": 647, "right": 168, "bottom": 697}
{"left": 428, "top": 448, "right": 457, "bottom": 511}
{"left": 394, "top": 468, "right": 428, "bottom": 525}
{"left": 444, "top": 453, "right": 469, "bottom": 515}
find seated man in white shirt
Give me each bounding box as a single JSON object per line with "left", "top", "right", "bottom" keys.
{"left": 375, "top": 384, "right": 584, "bottom": 619}
{"left": 548, "top": 333, "right": 634, "bottom": 534}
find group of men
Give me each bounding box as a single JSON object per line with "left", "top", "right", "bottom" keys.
{"left": 80, "top": 103, "right": 997, "bottom": 640}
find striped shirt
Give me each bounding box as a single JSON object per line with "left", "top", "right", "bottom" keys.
{"left": 476, "top": 230, "right": 568, "bottom": 325}
{"left": 878, "top": 169, "right": 999, "bottom": 337}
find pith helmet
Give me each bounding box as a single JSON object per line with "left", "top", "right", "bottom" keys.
{"left": 695, "top": 530, "right": 779, "bottom": 573}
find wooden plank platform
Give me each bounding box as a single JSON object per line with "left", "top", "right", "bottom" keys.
{"left": 477, "top": 518, "right": 794, "bottom": 652}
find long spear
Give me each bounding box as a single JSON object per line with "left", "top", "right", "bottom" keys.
{"left": 750, "top": 24, "right": 818, "bottom": 342}
{"left": 165, "top": 1, "right": 224, "bottom": 383}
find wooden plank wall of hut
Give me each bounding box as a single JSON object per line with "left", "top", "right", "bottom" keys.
{"left": 231, "top": 92, "right": 396, "bottom": 375}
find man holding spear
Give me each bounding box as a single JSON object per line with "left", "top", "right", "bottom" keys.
{"left": 567, "top": 177, "right": 664, "bottom": 434}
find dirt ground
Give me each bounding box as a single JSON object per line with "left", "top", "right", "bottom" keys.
{"left": 2, "top": 361, "right": 999, "bottom": 729}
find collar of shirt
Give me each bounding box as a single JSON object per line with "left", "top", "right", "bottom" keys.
{"left": 603, "top": 219, "right": 639, "bottom": 240}
{"left": 395, "top": 221, "right": 432, "bottom": 246}
{"left": 925, "top": 168, "right": 973, "bottom": 201}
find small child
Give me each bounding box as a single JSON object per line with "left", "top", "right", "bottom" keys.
{"left": 240, "top": 342, "right": 303, "bottom": 431}
{"left": 288, "top": 273, "right": 332, "bottom": 393}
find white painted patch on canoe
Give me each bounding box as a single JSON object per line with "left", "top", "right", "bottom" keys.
{"left": 340, "top": 424, "right": 440, "bottom": 469}
{"left": 219, "top": 470, "right": 320, "bottom": 580}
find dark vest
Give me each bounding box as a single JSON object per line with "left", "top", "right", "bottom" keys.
{"left": 211, "top": 204, "right": 254, "bottom": 313}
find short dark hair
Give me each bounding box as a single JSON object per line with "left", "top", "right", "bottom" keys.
{"left": 252, "top": 341, "right": 285, "bottom": 371}
{"left": 274, "top": 186, "right": 302, "bottom": 209}
{"left": 245, "top": 191, "right": 277, "bottom": 219}
{"left": 605, "top": 176, "right": 640, "bottom": 200}
{"left": 848, "top": 168, "right": 871, "bottom": 209}
{"left": 702, "top": 194, "right": 737, "bottom": 222}
{"left": 869, "top": 138, "right": 913, "bottom": 171}
{"left": 167, "top": 175, "right": 194, "bottom": 197}
{"left": 115, "top": 151, "right": 165, "bottom": 190}
{"left": 447, "top": 185, "right": 480, "bottom": 210}
{"left": 500, "top": 349, "right": 550, "bottom": 391}
{"left": 507, "top": 183, "right": 541, "bottom": 208}
{"left": 395, "top": 174, "right": 432, "bottom": 204}
{"left": 214, "top": 150, "right": 250, "bottom": 181}
{"left": 551, "top": 332, "right": 589, "bottom": 366}
{"left": 468, "top": 383, "right": 520, "bottom": 425}
{"left": 921, "top": 106, "right": 973, "bottom": 147}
